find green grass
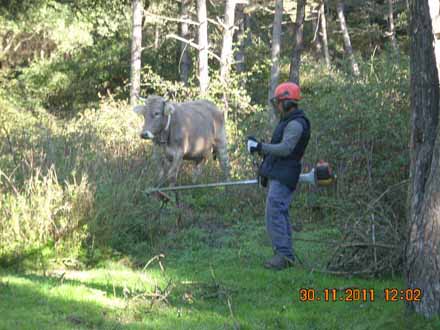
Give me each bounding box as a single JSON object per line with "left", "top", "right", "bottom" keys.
{"left": 1, "top": 221, "right": 438, "bottom": 330}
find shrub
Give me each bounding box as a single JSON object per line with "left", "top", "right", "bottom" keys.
{"left": 0, "top": 167, "right": 92, "bottom": 263}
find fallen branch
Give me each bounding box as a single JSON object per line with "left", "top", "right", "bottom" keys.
{"left": 295, "top": 237, "right": 398, "bottom": 249}
{"left": 366, "top": 179, "right": 409, "bottom": 210}
{"left": 142, "top": 254, "right": 165, "bottom": 272}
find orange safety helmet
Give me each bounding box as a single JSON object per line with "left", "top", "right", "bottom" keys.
{"left": 270, "top": 82, "right": 301, "bottom": 111}
{"left": 274, "top": 82, "right": 301, "bottom": 101}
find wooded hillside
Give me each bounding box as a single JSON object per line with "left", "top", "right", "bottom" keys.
{"left": 1, "top": 0, "right": 439, "bottom": 326}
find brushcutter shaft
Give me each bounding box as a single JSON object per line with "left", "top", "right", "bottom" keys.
{"left": 145, "top": 161, "right": 335, "bottom": 195}
{"left": 146, "top": 179, "right": 258, "bottom": 194}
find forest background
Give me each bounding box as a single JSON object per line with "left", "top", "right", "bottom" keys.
{"left": 0, "top": 0, "right": 439, "bottom": 329}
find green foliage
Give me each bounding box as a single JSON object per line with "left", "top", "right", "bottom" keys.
{"left": 0, "top": 167, "right": 92, "bottom": 264}
{"left": 6, "top": 37, "right": 130, "bottom": 113}
{"left": 0, "top": 96, "right": 151, "bottom": 262}
{"left": 0, "top": 101, "right": 92, "bottom": 263}
{"left": 0, "top": 0, "right": 414, "bottom": 277}
{"left": 298, "top": 55, "right": 410, "bottom": 273}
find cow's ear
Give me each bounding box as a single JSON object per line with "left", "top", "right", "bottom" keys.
{"left": 133, "top": 105, "right": 144, "bottom": 114}
{"left": 164, "top": 103, "right": 175, "bottom": 116}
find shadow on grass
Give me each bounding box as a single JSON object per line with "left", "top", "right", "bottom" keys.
{"left": 0, "top": 271, "right": 239, "bottom": 330}
{"left": 0, "top": 273, "right": 124, "bottom": 330}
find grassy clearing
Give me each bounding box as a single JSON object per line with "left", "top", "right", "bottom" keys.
{"left": 1, "top": 220, "right": 438, "bottom": 330}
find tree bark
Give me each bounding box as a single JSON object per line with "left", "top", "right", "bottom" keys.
{"left": 336, "top": 1, "right": 359, "bottom": 76}
{"left": 179, "top": 0, "right": 191, "bottom": 85}
{"left": 429, "top": 0, "right": 440, "bottom": 81}
{"left": 268, "top": 0, "right": 283, "bottom": 124}
{"left": 220, "top": 0, "right": 238, "bottom": 84}
{"left": 311, "top": 2, "right": 323, "bottom": 61}
{"left": 197, "top": 0, "right": 209, "bottom": 94}
{"left": 130, "top": 0, "right": 143, "bottom": 105}
{"left": 387, "top": 0, "right": 399, "bottom": 60}
{"left": 405, "top": 0, "right": 440, "bottom": 319}
{"left": 234, "top": 4, "right": 248, "bottom": 73}
{"left": 289, "top": 0, "right": 306, "bottom": 84}
{"left": 320, "top": 1, "right": 331, "bottom": 69}
{"left": 154, "top": 24, "right": 160, "bottom": 49}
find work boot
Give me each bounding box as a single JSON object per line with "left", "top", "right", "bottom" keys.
{"left": 264, "top": 254, "right": 294, "bottom": 270}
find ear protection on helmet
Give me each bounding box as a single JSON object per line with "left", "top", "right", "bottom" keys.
{"left": 282, "top": 100, "right": 297, "bottom": 112}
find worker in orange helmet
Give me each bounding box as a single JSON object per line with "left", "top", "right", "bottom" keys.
{"left": 247, "top": 82, "right": 311, "bottom": 270}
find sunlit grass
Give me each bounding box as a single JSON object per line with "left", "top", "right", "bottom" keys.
{"left": 1, "top": 223, "right": 439, "bottom": 330}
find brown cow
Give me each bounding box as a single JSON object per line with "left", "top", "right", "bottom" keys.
{"left": 133, "top": 95, "right": 230, "bottom": 185}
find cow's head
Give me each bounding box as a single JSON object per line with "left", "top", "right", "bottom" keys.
{"left": 133, "top": 95, "right": 175, "bottom": 140}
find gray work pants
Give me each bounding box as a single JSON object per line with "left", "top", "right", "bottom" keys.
{"left": 265, "top": 179, "right": 295, "bottom": 259}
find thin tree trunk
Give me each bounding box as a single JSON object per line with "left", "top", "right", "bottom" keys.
{"left": 220, "top": 0, "right": 237, "bottom": 84}
{"left": 311, "top": 3, "right": 323, "bottom": 61}
{"left": 220, "top": 0, "right": 238, "bottom": 122}
{"left": 387, "top": 0, "right": 399, "bottom": 60}
{"left": 336, "top": 1, "right": 359, "bottom": 76}
{"left": 130, "top": 0, "right": 143, "bottom": 105}
{"left": 289, "top": 0, "right": 306, "bottom": 84}
{"left": 320, "top": 1, "right": 331, "bottom": 69}
{"left": 197, "top": 0, "right": 209, "bottom": 94}
{"left": 268, "top": 0, "right": 283, "bottom": 124}
{"left": 154, "top": 24, "right": 160, "bottom": 49}
{"left": 179, "top": 0, "right": 191, "bottom": 85}
{"left": 405, "top": 0, "right": 440, "bottom": 318}
{"left": 234, "top": 4, "right": 247, "bottom": 73}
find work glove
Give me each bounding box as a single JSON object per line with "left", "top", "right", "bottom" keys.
{"left": 258, "top": 175, "right": 268, "bottom": 188}
{"left": 247, "top": 136, "right": 262, "bottom": 154}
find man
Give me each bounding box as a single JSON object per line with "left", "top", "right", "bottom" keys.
{"left": 247, "top": 82, "right": 311, "bottom": 270}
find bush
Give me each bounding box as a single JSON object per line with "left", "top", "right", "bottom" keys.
{"left": 298, "top": 55, "right": 410, "bottom": 274}
{"left": 0, "top": 167, "right": 92, "bottom": 263}
{"left": 0, "top": 97, "right": 163, "bottom": 263}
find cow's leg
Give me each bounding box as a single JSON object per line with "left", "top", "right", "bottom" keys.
{"left": 165, "top": 149, "right": 184, "bottom": 186}
{"left": 215, "top": 130, "right": 230, "bottom": 180}
{"left": 192, "top": 160, "right": 204, "bottom": 183}
{"left": 152, "top": 147, "right": 166, "bottom": 182}
{"left": 158, "top": 158, "right": 172, "bottom": 187}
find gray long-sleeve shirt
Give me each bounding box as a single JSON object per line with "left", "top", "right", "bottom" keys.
{"left": 260, "top": 120, "right": 303, "bottom": 157}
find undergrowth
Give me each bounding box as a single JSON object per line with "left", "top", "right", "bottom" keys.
{"left": 0, "top": 55, "right": 410, "bottom": 275}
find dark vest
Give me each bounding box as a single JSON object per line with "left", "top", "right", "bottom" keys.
{"left": 258, "top": 109, "right": 311, "bottom": 190}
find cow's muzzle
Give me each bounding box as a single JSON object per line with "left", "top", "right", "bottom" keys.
{"left": 140, "top": 131, "right": 155, "bottom": 139}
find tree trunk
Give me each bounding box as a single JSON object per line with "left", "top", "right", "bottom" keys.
{"left": 289, "top": 0, "right": 306, "bottom": 84}
{"left": 336, "top": 1, "right": 359, "bottom": 76}
{"left": 268, "top": 0, "right": 283, "bottom": 124}
{"left": 429, "top": 0, "right": 440, "bottom": 81}
{"left": 220, "top": 0, "right": 238, "bottom": 84}
{"left": 405, "top": 0, "right": 440, "bottom": 319}
{"left": 320, "top": 1, "right": 331, "bottom": 69}
{"left": 154, "top": 24, "right": 160, "bottom": 49}
{"left": 234, "top": 4, "right": 248, "bottom": 74}
{"left": 179, "top": 0, "right": 191, "bottom": 85}
{"left": 387, "top": 0, "right": 399, "bottom": 60}
{"left": 197, "top": 0, "right": 209, "bottom": 94}
{"left": 311, "top": 2, "right": 323, "bottom": 61}
{"left": 130, "top": 0, "right": 143, "bottom": 105}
